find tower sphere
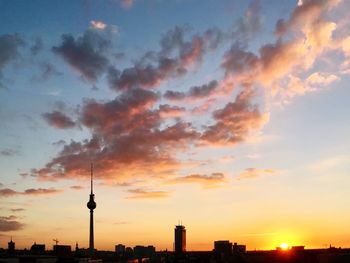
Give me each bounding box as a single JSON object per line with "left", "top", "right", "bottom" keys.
{"left": 87, "top": 198, "right": 96, "bottom": 210}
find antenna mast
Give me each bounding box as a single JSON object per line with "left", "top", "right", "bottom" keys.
{"left": 91, "top": 163, "right": 93, "bottom": 194}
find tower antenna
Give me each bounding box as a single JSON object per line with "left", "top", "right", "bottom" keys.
{"left": 91, "top": 163, "right": 93, "bottom": 194}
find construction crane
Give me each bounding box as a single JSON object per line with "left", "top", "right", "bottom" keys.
{"left": 53, "top": 239, "right": 59, "bottom": 245}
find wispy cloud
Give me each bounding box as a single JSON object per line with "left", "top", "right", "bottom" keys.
{"left": 0, "top": 216, "right": 24, "bottom": 232}
{"left": 0, "top": 187, "right": 62, "bottom": 197}
{"left": 42, "top": 111, "right": 76, "bottom": 129}
{"left": 126, "top": 188, "right": 169, "bottom": 199}
{"left": 0, "top": 148, "right": 19, "bottom": 157}
{"left": 169, "top": 173, "right": 226, "bottom": 187}
{"left": 238, "top": 168, "right": 276, "bottom": 180}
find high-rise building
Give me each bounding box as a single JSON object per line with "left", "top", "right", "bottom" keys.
{"left": 174, "top": 225, "right": 186, "bottom": 254}
{"left": 8, "top": 238, "right": 15, "bottom": 254}
{"left": 87, "top": 163, "right": 97, "bottom": 255}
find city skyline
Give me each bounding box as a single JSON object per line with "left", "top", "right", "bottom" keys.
{"left": 1, "top": 0, "right": 350, "bottom": 252}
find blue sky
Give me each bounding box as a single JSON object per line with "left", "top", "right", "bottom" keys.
{"left": 1, "top": 0, "right": 350, "bottom": 251}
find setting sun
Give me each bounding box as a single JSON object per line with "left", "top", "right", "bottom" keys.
{"left": 280, "top": 243, "right": 289, "bottom": 250}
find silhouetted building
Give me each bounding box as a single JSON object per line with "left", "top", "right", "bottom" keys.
{"left": 232, "top": 242, "right": 246, "bottom": 254}
{"left": 214, "top": 240, "right": 232, "bottom": 259}
{"left": 175, "top": 225, "right": 186, "bottom": 255}
{"left": 53, "top": 245, "right": 71, "bottom": 257}
{"left": 115, "top": 244, "right": 126, "bottom": 255}
{"left": 125, "top": 246, "right": 134, "bottom": 258}
{"left": 8, "top": 237, "right": 15, "bottom": 254}
{"left": 291, "top": 245, "right": 305, "bottom": 251}
{"left": 134, "top": 245, "right": 156, "bottom": 259}
{"left": 30, "top": 242, "right": 45, "bottom": 254}
{"left": 87, "top": 163, "right": 97, "bottom": 256}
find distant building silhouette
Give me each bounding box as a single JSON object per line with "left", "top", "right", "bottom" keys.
{"left": 174, "top": 224, "right": 186, "bottom": 255}
{"left": 87, "top": 163, "right": 97, "bottom": 255}
{"left": 233, "top": 242, "right": 246, "bottom": 254}
{"left": 8, "top": 237, "right": 15, "bottom": 254}
{"left": 134, "top": 245, "right": 156, "bottom": 259}
{"left": 115, "top": 244, "right": 126, "bottom": 255}
{"left": 30, "top": 242, "right": 45, "bottom": 254}
{"left": 214, "top": 240, "right": 232, "bottom": 259}
{"left": 53, "top": 245, "right": 71, "bottom": 257}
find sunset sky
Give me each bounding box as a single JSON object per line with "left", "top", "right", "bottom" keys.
{"left": 1, "top": 0, "right": 350, "bottom": 251}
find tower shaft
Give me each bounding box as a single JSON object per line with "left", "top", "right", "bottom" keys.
{"left": 89, "top": 209, "right": 94, "bottom": 252}
{"left": 87, "top": 163, "right": 96, "bottom": 256}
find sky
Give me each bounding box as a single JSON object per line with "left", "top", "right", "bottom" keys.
{"left": 0, "top": 0, "right": 350, "bottom": 252}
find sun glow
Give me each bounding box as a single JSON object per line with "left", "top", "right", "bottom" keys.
{"left": 280, "top": 243, "right": 289, "bottom": 250}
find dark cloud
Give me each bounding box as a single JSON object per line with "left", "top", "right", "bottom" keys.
{"left": 0, "top": 216, "right": 24, "bottom": 232}
{"left": 70, "top": 185, "right": 84, "bottom": 190}
{"left": 0, "top": 34, "right": 24, "bottom": 74}
{"left": 0, "top": 188, "right": 17, "bottom": 197}
{"left": 158, "top": 104, "right": 186, "bottom": 118}
{"left": 126, "top": 188, "right": 169, "bottom": 199}
{"left": 0, "top": 187, "right": 61, "bottom": 197}
{"left": 163, "top": 90, "right": 186, "bottom": 101}
{"left": 202, "top": 88, "right": 268, "bottom": 145}
{"left": 236, "top": 0, "right": 262, "bottom": 43}
{"left": 10, "top": 208, "right": 25, "bottom": 212}
{"left": 30, "top": 37, "right": 44, "bottom": 56}
{"left": 19, "top": 173, "right": 28, "bottom": 178}
{"left": 42, "top": 111, "right": 76, "bottom": 129}
{"left": 0, "top": 149, "right": 19, "bottom": 157}
{"left": 34, "top": 87, "right": 200, "bottom": 181}
{"left": 52, "top": 140, "right": 66, "bottom": 146}
{"left": 23, "top": 188, "right": 61, "bottom": 195}
{"left": 34, "top": 62, "right": 62, "bottom": 81}
{"left": 107, "top": 26, "right": 225, "bottom": 91}
{"left": 164, "top": 80, "right": 219, "bottom": 101}
{"left": 52, "top": 30, "right": 110, "bottom": 82}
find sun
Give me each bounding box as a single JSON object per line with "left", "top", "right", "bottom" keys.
{"left": 280, "top": 243, "right": 289, "bottom": 250}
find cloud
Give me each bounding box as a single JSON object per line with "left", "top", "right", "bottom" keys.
{"left": 222, "top": 0, "right": 341, "bottom": 101}
{"left": 121, "top": 0, "right": 134, "bottom": 9}
{"left": 90, "top": 20, "right": 118, "bottom": 33}
{"left": 30, "top": 37, "right": 44, "bottom": 56}
{"left": 0, "top": 187, "right": 61, "bottom": 197}
{"left": 34, "top": 0, "right": 348, "bottom": 186}
{"left": 170, "top": 172, "right": 226, "bottom": 186}
{"left": 90, "top": 20, "right": 107, "bottom": 31}
{"left": 238, "top": 168, "right": 275, "bottom": 180}
{"left": 10, "top": 208, "right": 25, "bottom": 212}
{"left": 107, "top": 26, "right": 224, "bottom": 91}
{"left": 0, "top": 149, "right": 19, "bottom": 157}
{"left": 34, "top": 87, "right": 200, "bottom": 181}
{"left": 158, "top": 104, "right": 186, "bottom": 118}
{"left": 70, "top": 185, "right": 84, "bottom": 190}
{"left": 306, "top": 72, "right": 340, "bottom": 86}
{"left": 126, "top": 188, "right": 169, "bottom": 199}
{"left": 42, "top": 111, "right": 76, "bottom": 129}
{"left": 236, "top": 0, "right": 262, "bottom": 43}
{"left": 33, "top": 62, "right": 62, "bottom": 81}
{"left": 52, "top": 30, "right": 111, "bottom": 82}
{"left": 0, "top": 216, "right": 24, "bottom": 232}
{"left": 0, "top": 33, "right": 24, "bottom": 72}
{"left": 202, "top": 88, "right": 269, "bottom": 145}
{"left": 0, "top": 188, "right": 18, "bottom": 197}
{"left": 164, "top": 80, "right": 219, "bottom": 101}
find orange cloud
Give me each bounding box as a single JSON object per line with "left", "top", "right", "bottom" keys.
{"left": 238, "top": 168, "right": 276, "bottom": 180}
{"left": 0, "top": 187, "right": 62, "bottom": 197}
{"left": 169, "top": 172, "right": 226, "bottom": 187}
{"left": 126, "top": 188, "right": 169, "bottom": 199}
